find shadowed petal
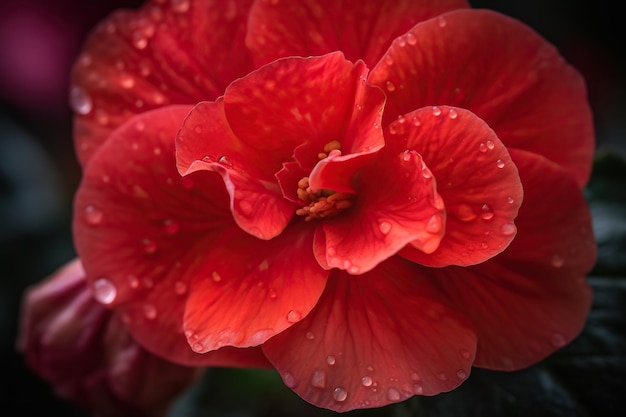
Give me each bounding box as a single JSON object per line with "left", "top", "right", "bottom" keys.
{"left": 263, "top": 259, "right": 476, "bottom": 412}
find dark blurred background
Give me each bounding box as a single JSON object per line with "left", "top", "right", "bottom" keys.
{"left": 1, "top": 0, "right": 624, "bottom": 416}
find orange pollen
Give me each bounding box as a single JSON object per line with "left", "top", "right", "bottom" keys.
{"left": 295, "top": 141, "right": 353, "bottom": 221}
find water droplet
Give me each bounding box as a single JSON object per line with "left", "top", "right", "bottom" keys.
{"left": 361, "top": 376, "right": 373, "bottom": 387}
{"left": 551, "top": 253, "right": 564, "bottom": 268}
{"left": 69, "top": 85, "right": 92, "bottom": 115}
{"left": 127, "top": 274, "right": 140, "bottom": 288}
{"left": 143, "top": 303, "right": 157, "bottom": 319}
{"left": 426, "top": 214, "right": 442, "bottom": 234}
{"left": 171, "top": 0, "right": 190, "bottom": 13}
{"left": 84, "top": 205, "right": 103, "bottom": 225}
{"left": 348, "top": 265, "right": 361, "bottom": 274}
{"left": 432, "top": 106, "right": 442, "bottom": 116}
{"left": 268, "top": 288, "right": 278, "bottom": 299}
{"left": 93, "top": 277, "right": 117, "bottom": 304}
{"left": 454, "top": 204, "right": 477, "bottom": 222}
{"left": 479, "top": 142, "right": 488, "bottom": 153}
{"left": 437, "top": 372, "right": 448, "bottom": 381}
{"left": 480, "top": 204, "right": 494, "bottom": 220}
{"left": 486, "top": 140, "right": 495, "bottom": 150}
{"left": 385, "top": 80, "right": 396, "bottom": 92}
{"left": 311, "top": 370, "right": 326, "bottom": 388}
{"left": 162, "top": 219, "right": 180, "bottom": 235}
{"left": 456, "top": 369, "right": 467, "bottom": 379}
{"left": 402, "top": 149, "right": 412, "bottom": 161}
{"left": 496, "top": 159, "right": 505, "bottom": 169}
{"left": 132, "top": 32, "right": 148, "bottom": 49}
{"left": 174, "top": 281, "right": 187, "bottom": 295}
{"left": 379, "top": 221, "right": 392, "bottom": 235}
{"left": 387, "top": 388, "right": 401, "bottom": 401}
{"left": 448, "top": 108, "right": 458, "bottom": 119}
{"left": 460, "top": 349, "right": 472, "bottom": 360}
{"left": 211, "top": 271, "right": 222, "bottom": 282}
{"left": 305, "top": 331, "right": 315, "bottom": 340}
{"left": 119, "top": 74, "right": 135, "bottom": 89}
{"left": 287, "top": 310, "right": 302, "bottom": 323}
{"left": 410, "top": 372, "right": 421, "bottom": 381}
{"left": 406, "top": 32, "right": 417, "bottom": 45}
{"left": 251, "top": 328, "right": 274, "bottom": 344}
{"left": 191, "top": 341, "right": 204, "bottom": 352}
{"left": 500, "top": 223, "right": 516, "bottom": 236}
{"left": 142, "top": 238, "right": 157, "bottom": 254}
{"left": 437, "top": 16, "right": 447, "bottom": 27}
{"left": 283, "top": 372, "right": 295, "bottom": 388}
{"left": 218, "top": 155, "right": 233, "bottom": 168}
{"left": 239, "top": 200, "right": 253, "bottom": 216}
{"left": 551, "top": 333, "right": 566, "bottom": 347}
{"left": 507, "top": 196, "right": 515, "bottom": 204}
{"left": 414, "top": 384, "right": 424, "bottom": 394}
{"left": 326, "top": 355, "right": 336, "bottom": 365}
{"left": 332, "top": 387, "right": 347, "bottom": 402}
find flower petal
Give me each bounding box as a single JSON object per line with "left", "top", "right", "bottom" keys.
{"left": 422, "top": 149, "right": 595, "bottom": 370}
{"left": 394, "top": 106, "right": 523, "bottom": 267}
{"left": 369, "top": 9, "right": 595, "bottom": 187}
{"left": 183, "top": 222, "right": 328, "bottom": 352}
{"left": 223, "top": 52, "right": 384, "bottom": 158}
{"left": 73, "top": 106, "right": 269, "bottom": 367}
{"left": 71, "top": 0, "right": 254, "bottom": 166}
{"left": 312, "top": 147, "right": 445, "bottom": 274}
{"left": 177, "top": 99, "right": 295, "bottom": 240}
{"left": 246, "top": 0, "right": 469, "bottom": 68}
{"left": 262, "top": 259, "right": 477, "bottom": 412}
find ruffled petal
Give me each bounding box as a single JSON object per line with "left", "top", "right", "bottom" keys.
{"left": 183, "top": 223, "right": 328, "bottom": 352}
{"left": 73, "top": 106, "right": 269, "bottom": 367}
{"left": 369, "top": 9, "right": 594, "bottom": 187}
{"left": 422, "top": 149, "right": 595, "bottom": 370}
{"left": 223, "top": 52, "right": 384, "bottom": 158}
{"left": 70, "top": 0, "right": 254, "bottom": 166}
{"left": 246, "top": 0, "right": 469, "bottom": 68}
{"left": 394, "top": 106, "right": 523, "bottom": 267}
{"left": 263, "top": 259, "right": 477, "bottom": 412}
{"left": 312, "top": 146, "right": 445, "bottom": 274}
{"left": 177, "top": 99, "right": 295, "bottom": 240}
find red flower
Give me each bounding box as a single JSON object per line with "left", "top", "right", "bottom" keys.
{"left": 48, "top": 0, "right": 595, "bottom": 412}
{"left": 17, "top": 259, "right": 199, "bottom": 417}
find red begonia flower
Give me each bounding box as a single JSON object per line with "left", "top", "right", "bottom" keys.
{"left": 33, "top": 0, "right": 595, "bottom": 413}
{"left": 17, "top": 259, "right": 199, "bottom": 417}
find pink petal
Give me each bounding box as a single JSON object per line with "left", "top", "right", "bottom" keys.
{"left": 71, "top": 0, "right": 254, "bottom": 166}
{"left": 263, "top": 259, "right": 477, "bottom": 412}
{"left": 422, "top": 149, "right": 595, "bottom": 370}
{"left": 369, "top": 9, "right": 595, "bottom": 188}
{"left": 177, "top": 99, "right": 295, "bottom": 239}
{"left": 73, "top": 106, "right": 269, "bottom": 367}
{"left": 394, "top": 106, "right": 523, "bottom": 267}
{"left": 183, "top": 222, "right": 328, "bottom": 352}
{"left": 246, "top": 0, "right": 469, "bottom": 68}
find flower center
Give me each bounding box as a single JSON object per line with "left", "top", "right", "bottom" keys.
{"left": 295, "top": 141, "right": 354, "bottom": 221}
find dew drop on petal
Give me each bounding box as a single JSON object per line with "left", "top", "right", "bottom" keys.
{"left": 460, "top": 349, "right": 472, "bottom": 360}
{"left": 143, "top": 303, "right": 157, "bottom": 320}
{"left": 414, "top": 384, "right": 424, "bottom": 395}
{"left": 448, "top": 108, "right": 458, "bottom": 119}
{"left": 332, "top": 387, "right": 347, "bottom": 402}
{"left": 479, "top": 142, "right": 488, "bottom": 153}
{"left": 84, "top": 205, "right": 103, "bottom": 225}
{"left": 379, "top": 221, "right": 392, "bottom": 235}
{"left": 326, "top": 355, "right": 336, "bottom": 365}
{"left": 432, "top": 106, "right": 442, "bottom": 116}
{"left": 551, "top": 253, "right": 565, "bottom": 268}
{"left": 496, "top": 159, "right": 505, "bottom": 169}
{"left": 426, "top": 214, "right": 442, "bottom": 234}
{"left": 286, "top": 310, "right": 302, "bottom": 323}
{"left": 456, "top": 369, "right": 467, "bottom": 380}
{"left": 437, "top": 16, "right": 447, "bottom": 27}
{"left": 218, "top": 155, "right": 233, "bottom": 168}
{"left": 69, "top": 85, "right": 92, "bottom": 115}
{"left": 361, "top": 376, "right": 373, "bottom": 387}
{"left": 454, "top": 204, "right": 477, "bottom": 222}
{"left": 387, "top": 388, "right": 401, "bottom": 401}
{"left": 486, "top": 140, "right": 495, "bottom": 150}
{"left": 410, "top": 372, "right": 421, "bottom": 381}
{"left": 480, "top": 204, "right": 494, "bottom": 220}
{"left": 437, "top": 372, "right": 448, "bottom": 381}
{"left": 551, "top": 333, "right": 566, "bottom": 347}
{"left": 268, "top": 288, "right": 278, "bottom": 299}
{"left": 311, "top": 370, "right": 326, "bottom": 388}
{"left": 507, "top": 196, "right": 515, "bottom": 204}
{"left": 211, "top": 271, "right": 222, "bottom": 282}
{"left": 127, "top": 274, "right": 140, "bottom": 289}
{"left": 385, "top": 80, "right": 396, "bottom": 92}
{"left": 500, "top": 223, "right": 516, "bottom": 236}
{"left": 406, "top": 32, "right": 417, "bottom": 45}
{"left": 305, "top": 331, "right": 315, "bottom": 340}
{"left": 283, "top": 372, "right": 295, "bottom": 388}
{"left": 92, "top": 277, "right": 117, "bottom": 304}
